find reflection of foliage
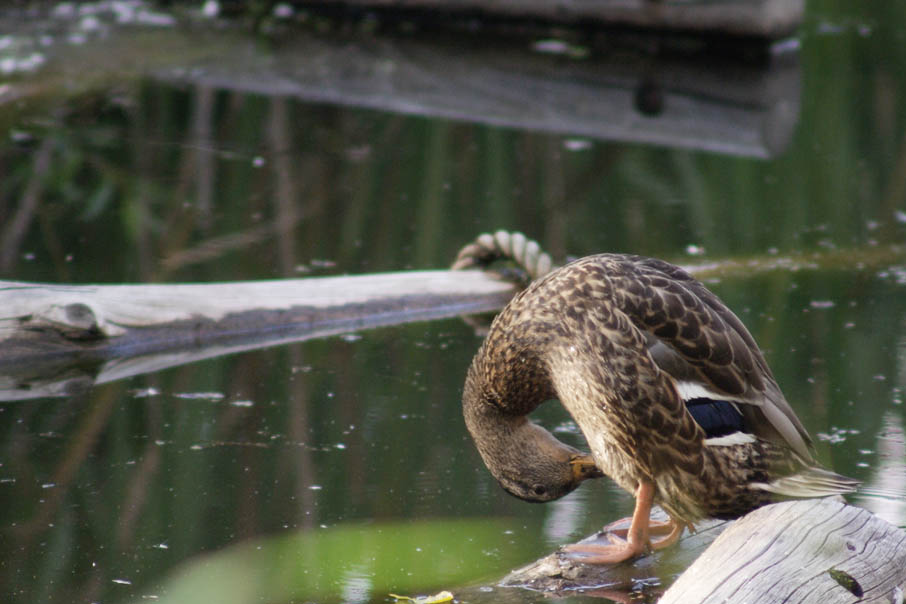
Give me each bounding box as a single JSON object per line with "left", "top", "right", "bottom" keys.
{"left": 150, "top": 520, "right": 510, "bottom": 604}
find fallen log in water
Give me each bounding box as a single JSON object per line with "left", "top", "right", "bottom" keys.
{"left": 1, "top": 242, "right": 903, "bottom": 400}
{"left": 496, "top": 499, "right": 906, "bottom": 603}
{"left": 661, "top": 499, "right": 906, "bottom": 604}
{"left": 0, "top": 270, "right": 516, "bottom": 399}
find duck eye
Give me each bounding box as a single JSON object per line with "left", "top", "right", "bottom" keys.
{"left": 532, "top": 485, "right": 547, "bottom": 496}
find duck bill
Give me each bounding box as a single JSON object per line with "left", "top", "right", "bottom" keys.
{"left": 570, "top": 454, "right": 604, "bottom": 481}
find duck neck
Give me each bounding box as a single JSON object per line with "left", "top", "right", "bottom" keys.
{"left": 461, "top": 357, "right": 529, "bottom": 454}
{"left": 462, "top": 353, "right": 572, "bottom": 476}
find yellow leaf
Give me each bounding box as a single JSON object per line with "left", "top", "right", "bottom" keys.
{"left": 388, "top": 591, "right": 453, "bottom": 604}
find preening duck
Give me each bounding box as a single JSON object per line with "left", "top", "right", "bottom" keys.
{"left": 462, "top": 253, "right": 859, "bottom": 564}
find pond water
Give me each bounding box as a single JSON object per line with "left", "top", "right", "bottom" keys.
{"left": 1, "top": 2, "right": 905, "bottom": 603}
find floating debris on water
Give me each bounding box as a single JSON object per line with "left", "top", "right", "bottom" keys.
{"left": 0, "top": 52, "right": 46, "bottom": 75}
{"left": 817, "top": 426, "right": 860, "bottom": 444}
{"left": 563, "top": 138, "right": 592, "bottom": 152}
{"left": 531, "top": 39, "right": 588, "bottom": 58}
{"left": 809, "top": 300, "right": 835, "bottom": 309}
{"left": 273, "top": 3, "right": 293, "bottom": 19}
{"left": 175, "top": 391, "right": 225, "bottom": 401}
{"left": 309, "top": 258, "right": 337, "bottom": 269}
{"left": 389, "top": 590, "right": 453, "bottom": 604}
{"left": 685, "top": 244, "right": 706, "bottom": 256}
{"left": 552, "top": 420, "right": 580, "bottom": 434}
{"left": 201, "top": 0, "right": 220, "bottom": 18}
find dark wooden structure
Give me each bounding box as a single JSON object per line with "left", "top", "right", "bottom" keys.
{"left": 299, "top": 0, "right": 805, "bottom": 38}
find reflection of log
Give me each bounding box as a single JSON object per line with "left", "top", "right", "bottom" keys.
{"left": 499, "top": 500, "right": 906, "bottom": 603}
{"left": 304, "top": 0, "right": 804, "bottom": 38}
{"left": 0, "top": 270, "right": 516, "bottom": 400}
{"left": 158, "top": 27, "right": 801, "bottom": 158}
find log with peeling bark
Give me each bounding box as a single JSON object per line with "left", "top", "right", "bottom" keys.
{"left": 496, "top": 499, "right": 906, "bottom": 603}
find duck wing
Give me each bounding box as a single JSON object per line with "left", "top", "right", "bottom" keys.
{"left": 611, "top": 255, "right": 813, "bottom": 460}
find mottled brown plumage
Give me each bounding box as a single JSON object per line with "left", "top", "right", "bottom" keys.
{"left": 463, "top": 254, "right": 858, "bottom": 563}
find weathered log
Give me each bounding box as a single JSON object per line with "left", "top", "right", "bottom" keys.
{"left": 497, "top": 500, "right": 906, "bottom": 603}
{"left": 0, "top": 270, "right": 516, "bottom": 400}
{"left": 661, "top": 499, "right": 906, "bottom": 604}
{"left": 2, "top": 243, "right": 903, "bottom": 400}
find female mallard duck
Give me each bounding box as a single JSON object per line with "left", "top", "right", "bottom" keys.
{"left": 462, "top": 253, "right": 858, "bottom": 564}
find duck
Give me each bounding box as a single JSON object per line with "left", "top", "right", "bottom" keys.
{"left": 462, "top": 253, "right": 859, "bottom": 564}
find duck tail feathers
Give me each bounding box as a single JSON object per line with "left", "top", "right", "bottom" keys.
{"left": 752, "top": 466, "right": 860, "bottom": 499}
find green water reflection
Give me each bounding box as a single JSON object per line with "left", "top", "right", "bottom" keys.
{"left": 1, "top": 1, "right": 906, "bottom": 603}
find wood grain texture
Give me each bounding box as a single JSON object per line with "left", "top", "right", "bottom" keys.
{"left": 660, "top": 499, "right": 906, "bottom": 604}
{"left": 0, "top": 270, "right": 514, "bottom": 338}
{"left": 0, "top": 270, "right": 517, "bottom": 399}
